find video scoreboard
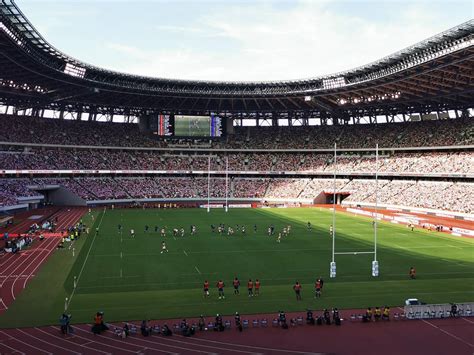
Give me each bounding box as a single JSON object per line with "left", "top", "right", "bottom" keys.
{"left": 149, "top": 113, "right": 224, "bottom": 138}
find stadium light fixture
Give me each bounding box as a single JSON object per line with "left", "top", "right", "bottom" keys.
{"left": 64, "top": 62, "right": 86, "bottom": 78}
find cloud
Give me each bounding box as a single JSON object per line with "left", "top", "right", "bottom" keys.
{"left": 88, "top": 0, "right": 472, "bottom": 81}
{"left": 153, "top": 25, "right": 207, "bottom": 34}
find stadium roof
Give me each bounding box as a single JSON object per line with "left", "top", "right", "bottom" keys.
{"left": 0, "top": 0, "right": 473, "bottom": 121}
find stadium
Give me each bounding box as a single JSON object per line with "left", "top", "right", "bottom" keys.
{"left": 0, "top": 0, "right": 473, "bottom": 353}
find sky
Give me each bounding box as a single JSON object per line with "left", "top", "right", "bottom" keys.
{"left": 15, "top": 0, "right": 474, "bottom": 82}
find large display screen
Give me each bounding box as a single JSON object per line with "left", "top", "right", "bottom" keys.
{"left": 150, "top": 114, "right": 173, "bottom": 136}
{"left": 174, "top": 114, "right": 223, "bottom": 137}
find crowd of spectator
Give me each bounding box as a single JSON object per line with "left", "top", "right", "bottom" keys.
{"left": 1, "top": 114, "right": 471, "bottom": 213}
{"left": 1, "top": 177, "right": 472, "bottom": 213}
{"left": 0, "top": 114, "right": 472, "bottom": 149}
{"left": 226, "top": 118, "right": 473, "bottom": 149}
{"left": 1, "top": 149, "right": 472, "bottom": 174}
{"left": 0, "top": 178, "right": 40, "bottom": 206}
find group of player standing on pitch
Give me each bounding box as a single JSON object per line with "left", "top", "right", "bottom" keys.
{"left": 116, "top": 220, "right": 335, "bottom": 257}
{"left": 118, "top": 221, "right": 333, "bottom": 242}
{"left": 203, "top": 278, "right": 262, "bottom": 300}
{"left": 117, "top": 223, "right": 199, "bottom": 254}
{"left": 202, "top": 276, "right": 325, "bottom": 301}
{"left": 293, "top": 277, "right": 324, "bottom": 301}
{"left": 119, "top": 224, "right": 198, "bottom": 239}
{"left": 210, "top": 223, "right": 296, "bottom": 243}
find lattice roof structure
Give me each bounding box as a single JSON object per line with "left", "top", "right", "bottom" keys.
{"left": 0, "top": 0, "right": 473, "bottom": 123}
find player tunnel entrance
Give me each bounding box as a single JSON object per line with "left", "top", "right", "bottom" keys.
{"left": 314, "top": 191, "right": 350, "bottom": 204}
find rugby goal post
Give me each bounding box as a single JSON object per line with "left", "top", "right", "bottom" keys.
{"left": 330, "top": 143, "right": 380, "bottom": 278}
{"left": 207, "top": 155, "right": 230, "bottom": 212}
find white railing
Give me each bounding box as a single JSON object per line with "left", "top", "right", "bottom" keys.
{"left": 404, "top": 303, "right": 473, "bottom": 320}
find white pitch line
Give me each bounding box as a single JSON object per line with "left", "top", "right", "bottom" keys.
{"left": 194, "top": 266, "right": 202, "bottom": 275}
{"left": 120, "top": 268, "right": 122, "bottom": 279}
{"left": 120, "top": 251, "right": 123, "bottom": 259}
{"left": 183, "top": 250, "right": 188, "bottom": 257}
{"left": 66, "top": 209, "right": 106, "bottom": 310}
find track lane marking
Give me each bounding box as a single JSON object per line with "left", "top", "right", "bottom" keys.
{"left": 420, "top": 319, "right": 474, "bottom": 348}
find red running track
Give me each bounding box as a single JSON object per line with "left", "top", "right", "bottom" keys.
{"left": 0, "top": 312, "right": 472, "bottom": 354}
{"left": 1, "top": 207, "right": 60, "bottom": 236}
{"left": 0, "top": 208, "right": 87, "bottom": 315}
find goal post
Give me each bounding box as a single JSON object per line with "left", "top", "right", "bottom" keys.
{"left": 207, "top": 155, "right": 211, "bottom": 212}
{"left": 372, "top": 143, "right": 380, "bottom": 277}
{"left": 330, "top": 143, "right": 380, "bottom": 278}
{"left": 330, "top": 143, "right": 337, "bottom": 278}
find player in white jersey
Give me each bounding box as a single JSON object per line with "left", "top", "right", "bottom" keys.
{"left": 161, "top": 241, "right": 168, "bottom": 253}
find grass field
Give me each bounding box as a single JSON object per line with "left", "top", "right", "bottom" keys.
{"left": 1, "top": 207, "right": 473, "bottom": 328}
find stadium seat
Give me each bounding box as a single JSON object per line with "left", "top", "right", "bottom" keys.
{"left": 252, "top": 319, "right": 259, "bottom": 327}
{"left": 129, "top": 324, "right": 138, "bottom": 334}
{"left": 261, "top": 319, "right": 268, "bottom": 327}
{"left": 207, "top": 322, "right": 214, "bottom": 330}
{"left": 465, "top": 306, "right": 472, "bottom": 316}
{"left": 423, "top": 309, "right": 431, "bottom": 318}
{"left": 152, "top": 325, "right": 161, "bottom": 334}
{"left": 243, "top": 320, "right": 249, "bottom": 328}
{"left": 393, "top": 313, "right": 399, "bottom": 320}
{"left": 114, "top": 327, "right": 122, "bottom": 336}
{"left": 224, "top": 320, "right": 231, "bottom": 329}
{"left": 296, "top": 316, "right": 304, "bottom": 325}
{"left": 437, "top": 307, "right": 445, "bottom": 318}
{"left": 272, "top": 319, "right": 279, "bottom": 327}
{"left": 350, "top": 314, "right": 356, "bottom": 322}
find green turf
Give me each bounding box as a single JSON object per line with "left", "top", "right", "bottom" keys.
{"left": 1, "top": 207, "right": 473, "bottom": 328}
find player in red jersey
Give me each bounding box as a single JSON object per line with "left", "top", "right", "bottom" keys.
{"left": 203, "top": 280, "right": 210, "bottom": 298}
{"left": 216, "top": 280, "right": 225, "bottom": 299}
{"left": 247, "top": 279, "right": 254, "bottom": 297}
{"left": 293, "top": 281, "right": 302, "bottom": 301}
{"left": 314, "top": 279, "right": 322, "bottom": 298}
{"left": 233, "top": 277, "right": 241, "bottom": 295}
{"left": 254, "top": 279, "right": 261, "bottom": 296}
